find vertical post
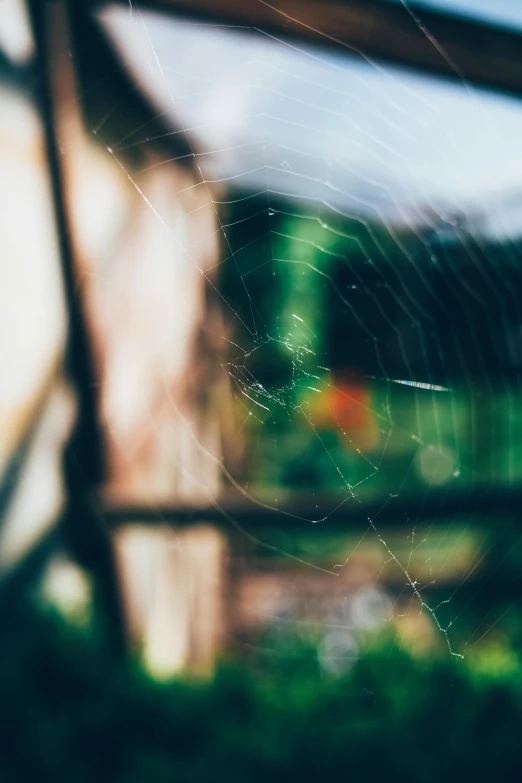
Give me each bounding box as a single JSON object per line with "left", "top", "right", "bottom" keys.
{"left": 27, "top": 0, "right": 126, "bottom": 656}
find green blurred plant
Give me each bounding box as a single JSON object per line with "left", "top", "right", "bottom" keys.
{"left": 1, "top": 602, "right": 522, "bottom": 782}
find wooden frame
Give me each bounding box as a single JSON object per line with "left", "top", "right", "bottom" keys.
{"left": 94, "top": 0, "right": 522, "bottom": 98}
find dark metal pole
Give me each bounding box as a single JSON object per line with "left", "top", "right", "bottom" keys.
{"left": 27, "top": 0, "right": 126, "bottom": 656}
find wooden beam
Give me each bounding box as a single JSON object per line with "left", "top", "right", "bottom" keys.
{"left": 28, "top": 0, "right": 127, "bottom": 656}
{"left": 95, "top": 0, "right": 522, "bottom": 99}
{"left": 101, "top": 485, "right": 522, "bottom": 531}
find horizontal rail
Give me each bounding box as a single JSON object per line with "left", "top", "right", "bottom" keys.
{"left": 101, "top": 485, "right": 522, "bottom": 530}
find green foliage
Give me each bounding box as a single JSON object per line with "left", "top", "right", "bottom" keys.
{"left": 1, "top": 606, "right": 522, "bottom": 782}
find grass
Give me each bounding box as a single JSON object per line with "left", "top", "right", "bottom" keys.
{"left": 1, "top": 601, "right": 522, "bottom": 782}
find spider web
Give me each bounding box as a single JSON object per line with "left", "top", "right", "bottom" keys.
{"left": 87, "top": 1, "right": 522, "bottom": 661}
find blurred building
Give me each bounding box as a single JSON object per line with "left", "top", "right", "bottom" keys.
{"left": 2, "top": 0, "right": 522, "bottom": 674}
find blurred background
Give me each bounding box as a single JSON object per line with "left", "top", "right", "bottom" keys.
{"left": 3, "top": 0, "right": 522, "bottom": 779}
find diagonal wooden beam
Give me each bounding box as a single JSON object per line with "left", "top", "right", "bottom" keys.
{"left": 27, "top": 0, "right": 126, "bottom": 656}
{"left": 94, "top": 0, "right": 522, "bottom": 99}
